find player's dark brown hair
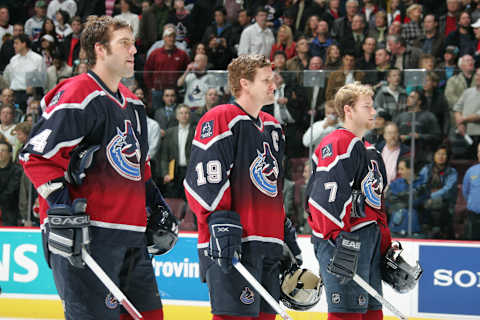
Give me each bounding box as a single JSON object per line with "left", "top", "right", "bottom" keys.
{"left": 81, "top": 15, "right": 132, "bottom": 67}
{"left": 334, "top": 82, "right": 373, "bottom": 121}
{"left": 227, "top": 54, "right": 272, "bottom": 98}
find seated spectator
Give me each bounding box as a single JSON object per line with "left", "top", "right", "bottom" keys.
{"left": 0, "top": 105, "right": 18, "bottom": 147}
{"left": 324, "top": 44, "right": 341, "bottom": 69}
{"left": 154, "top": 88, "right": 179, "bottom": 138}
{"left": 177, "top": 53, "right": 213, "bottom": 109}
{"left": 445, "top": 11, "right": 475, "bottom": 58}
{"left": 437, "top": 45, "right": 459, "bottom": 88}
{"left": 419, "top": 144, "right": 458, "bottom": 239}
{"left": 355, "top": 37, "right": 377, "bottom": 73}
{"left": 412, "top": 14, "right": 445, "bottom": 61}
{"left": 368, "top": 47, "right": 391, "bottom": 88}
{"left": 303, "top": 14, "right": 319, "bottom": 42}
{"left": 368, "top": 10, "right": 388, "bottom": 46}
{"left": 331, "top": 0, "right": 359, "bottom": 40}
{"left": 285, "top": 35, "right": 310, "bottom": 85}
{"left": 462, "top": 143, "right": 480, "bottom": 240}
{"left": 453, "top": 67, "right": 480, "bottom": 159}
{"left": 302, "top": 100, "right": 341, "bottom": 149}
{"left": 46, "top": 51, "right": 72, "bottom": 91}
{"left": 423, "top": 71, "right": 449, "bottom": 136}
{"left": 202, "top": 6, "right": 231, "bottom": 46}
{"left": 445, "top": 54, "right": 476, "bottom": 116}
{"left": 298, "top": 56, "right": 325, "bottom": 118}
{"left": 401, "top": 4, "right": 423, "bottom": 46}
{"left": 20, "top": 99, "right": 41, "bottom": 123}
{"left": 325, "top": 53, "right": 364, "bottom": 101}
{"left": 309, "top": 19, "right": 336, "bottom": 61}
{"left": 374, "top": 68, "right": 407, "bottom": 119}
{"left": 61, "top": 16, "right": 82, "bottom": 67}
{"left": 191, "top": 87, "right": 219, "bottom": 125}
{"left": 270, "top": 24, "right": 296, "bottom": 61}
{"left": 54, "top": 9, "right": 72, "bottom": 43}
{"left": 387, "top": 34, "right": 423, "bottom": 70}
{"left": 394, "top": 90, "right": 441, "bottom": 164}
{"left": 364, "top": 110, "right": 391, "bottom": 146}
{"left": 339, "top": 14, "right": 368, "bottom": 59}
{"left": 385, "top": 157, "right": 426, "bottom": 237}
{"left": 0, "top": 140, "right": 22, "bottom": 226}
{"left": 205, "top": 34, "right": 234, "bottom": 70}
{"left": 25, "top": 0, "right": 47, "bottom": 42}
{"left": 272, "top": 50, "right": 288, "bottom": 73}
{"left": 376, "top": 122, "right": 410, "bottom": 185}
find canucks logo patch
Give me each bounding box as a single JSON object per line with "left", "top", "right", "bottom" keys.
{"left": 49, "top": 90, "right": 64, "bottom": 107}
{"left": 361, "top": 160, "right": 383, "bottom": 209}
{"left": 240, "top": 287, "right": 255, "bottom": 305}
{"left": 200, "top": 120, "right": 214, "bottom": 139}
{"left": 249, "top": 142, "right": 279, "bottom": 197}
{"left": 106, "top": 120, "right": 142, "bottom": 181}
{"left": 322, "top": 144, "right": 333, "bottom": 159}
{"left": 105, "top": 292, "right": 119, "bottom": 309}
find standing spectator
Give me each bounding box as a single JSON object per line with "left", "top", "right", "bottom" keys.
{"left": 114, "top": 0, "right": 140, "bottom": 39}
{"left": 0, "top": 105, "right": 18, "bottom": 147}
{"left": 47, "top": 0, "right": 77, "bottom": 22}
{"left": 146, "top": 23, "right": 190, "bottom": 60}
{"left": 401, "top": 4, "right": 424, "bottom": 46}
{"left": 355, "top": 37, "right": 377, "bottom": 72}
{"left": 229, "top": 9, "right": 250, "bottom": 55}
{"left": 462, "top": 143, "right": 480, "bottom": 240}
{"left": 3, "top": 34, "right": 46, "bottom": 110}
{"left": 166, "top": 0, "right": 192, "bottom": 45}
{"left": 0, "top": 6, "right": 13, "bottom": 49}
{"left": 376, "top": 122, "right": 410, "bottom": 185}
{"left": 205, "top": 34, "right": 234, "bottom": 70}
{"left": 201, "top": 6, "right": 231, "bottom": 46}
{"left": 309, "top": 19, "right": 336, "bottom": 61}
{"left": 419, "top": 145, "right": 458, "bottom": 239}
{"left": 445, "top": 54, "right": 476, "bottom": 111}
{"left": 364, "top": 110, "right": 391, "bottom": 146}
{"left": 340, "top": 14, "right": 368, "bottom": 59}
{"left": 424, "top": 71, "right": 450, "bottom": 135}
{"left": 413, "top": 14, "right": 446, "bottom": 61}
{"left": 394, "top": 90, "right": 441, "bottom": 164}
{"left": 270, "top": 24, "right": 296, "bottom": 61}
{"left": 453, "top": 68, "right": 480, "bottom": 158}
{"left": 139, "top": 0, "right": 169, "bottom": 53}
{"left": 62, "top": 16, "right": 82, "bottom": 67}
{"left": 177, "top": 53, "right": 213, "bottom": 109}
{"left": 368, "top": 10, "right": 388, "bottom": 46}
{"left": 368, "top": 47, "right": 391, "bottom": 87}
{"left": 387, "top": 34, "right": 423, "bottom": 70}
{"left": 286, "top": 35, "right": 310, "bottom": 85}
{"left": 0, "top": 23, "right": 23, "bottom": 72}
{"left": 54, "top": 10, "right": 72, "bottom": 43}
{"left": 161, "top": 104, "right": 194, "bottom": 199}
{"left": 24, "top": 0, "right": 47, "bottom": 42}
{"left": 237, "top": 6, "right": 274, "bottom": 58}
{"left": 374, "top": 69, "right": 407, "bottom": 119}
{"left": 332, "top": 0, "right": 359, "bottom": 40}
{"left": 445, "top": 11, "right": 476, "bottom": 57}
{"left": 0, "top": 140, "right": 21, "bottom": 226}
{"left": 302, "top": 100, "right": 341, "bottom": 149}
{"left": 303, "top": 15, "right": 320, "bottom": 42}
{"left": 325, "top": 53, "right": 364, "bottom": 101}
{"left": 144, "top": 27, "right": 189, "bottom": 109}
{"left": 154, "top": 88, "right": 179, "bottom": 137}
{"left": 439, "top": 0, "right": 461, "bottom": 37}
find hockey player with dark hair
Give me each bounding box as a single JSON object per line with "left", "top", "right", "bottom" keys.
{"left": 184, "top": 54, "right": 302, "bottom": 320}
{"left": 306, "top": 82, "right": 394, "bottom": 320}
{"left": 20, "top": 15, "right": 177, "bottom": 320}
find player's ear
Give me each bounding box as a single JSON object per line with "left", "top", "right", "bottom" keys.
{"left": 239, "top": 78, "right": 249, "bottom": 91}
{"left": 94, "top": 42, "right": 105, "bottom": 60}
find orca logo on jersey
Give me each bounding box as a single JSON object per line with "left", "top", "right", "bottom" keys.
{"left": 249, "top": 142, "right": 279, "bottom": 197}
{"left": 201, "top": 120, "right": 214, "bottom": 139}
{"left": 240, "top": 287, "right": 255, "bottom": 305}
{"left": 361, "top": 160, "right": 383, "bottom": 209}
{"left": 106, "top": 120, "right": 142, "bottom": 181}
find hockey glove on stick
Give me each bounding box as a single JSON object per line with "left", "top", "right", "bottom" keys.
{"left": 328, "top": 232, "right": 361, "bottom": 284}
{"left": 47, "top": 199, "right": 90, "bottom": 268}
{"left": 146, "top": 204, "right": 179, "bottom": 255}
{"left": 65, "top": 144, "right": 101, "bottom": 185}
{"left": 284, "top": 217, "right": 303, "bottom": 266}
{"left": 208, "top": 210, "right": 242, "bottom": 274}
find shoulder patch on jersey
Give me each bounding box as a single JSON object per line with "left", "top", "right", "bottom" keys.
{"left": 200, "top": 120, "right": 214, "bottom": 139}
{"left": 322, "top": 144, "right": 333, "bottom": 159}
{"left": 249, "top": 142, "right": 279, "bottom": 197}
{"left": 49, "top": 90, "right": 64, "bottom": 107}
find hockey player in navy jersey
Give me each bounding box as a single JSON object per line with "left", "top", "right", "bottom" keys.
{"left": 20, "top": 16, "right": 176, "bottom": 320}
{"left": 306, "top": 82, "right": 393, "bottom": 320}
{"left": 184, "top": 54, "right": 302, "bottom": 320}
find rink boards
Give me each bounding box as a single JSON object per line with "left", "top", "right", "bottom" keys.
{"left": 0, "top": 228, "right": 479, "bottom": 320}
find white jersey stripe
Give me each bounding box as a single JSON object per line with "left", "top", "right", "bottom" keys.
{"left": 183, "top": 179, "right": 230, "bottom": 212}
{"left": 42, "top": 90, "right": 105, "bottom": 120}
{"left": 43, "top": 136, "right": 84, "bottom": 159}
{"left": 197, "top": 235, "right": 284, "bottom": 248}
{"left": 316, "top": 137, "right": 361, "bottom": 172}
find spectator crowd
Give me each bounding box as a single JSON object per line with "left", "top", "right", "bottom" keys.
{"left": 1, "top": 0, "right": 480, "bottom": 240}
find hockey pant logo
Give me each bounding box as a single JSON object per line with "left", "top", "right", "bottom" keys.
{"left": 249, "top": 142, "right": 279, "bottom": 197}
{"left": 240, "top": 286, "right": 255, "bottom": 305}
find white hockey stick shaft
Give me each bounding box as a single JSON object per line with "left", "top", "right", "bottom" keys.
{"left": 352, "top": 274, "right": 408, "bottom": 320}
{"left": 82, "top": 248, "right": 143, "bottom": 320}
{"left": 232, "top": 257, "right": 292, "bottom": 320}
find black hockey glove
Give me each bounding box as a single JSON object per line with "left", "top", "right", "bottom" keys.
{"left": 47, "top": 199, "right": 90, "bottom": 268}
{"left": 284, "top": 217, "right": 303, "bottom": 266}
{"left": 65, "top": 144, "right": 101, "bottom": 185}
{"left": 351, "top": 190, "right": 366, "bottom": 218}
{"left": 146, "top": 204, "right": 179, "bottom": 255}
{"left": 207, "top": 211, "right": 243, "bottom": 274}
{"left": 327, "top": 232, "right": 361, "bottom": 284}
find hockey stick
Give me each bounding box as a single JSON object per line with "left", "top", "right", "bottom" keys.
{"left": 232, "top": 256, "right": 292, "bottom": 320}
{"left": 82, "top": 248, "right": 144, "bottom": 320}
{"left": 352, "top": 274, "right": 408, "bottom": 320}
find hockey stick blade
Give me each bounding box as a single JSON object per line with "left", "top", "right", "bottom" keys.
{"left": 232, "top": 256, "right": 292, "bottom": 320}
{"left": 82, "top": 248, "right": 143, "bottom": 320}
{"left": 352, "top": 274, "right": 408, "bottom": 320}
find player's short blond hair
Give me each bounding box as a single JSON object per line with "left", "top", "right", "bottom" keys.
{"left": 227, "top": 54, "right": 272, "bottom": 98}
{"left": 334, "top": 82, "right": 374, "bottom": 121}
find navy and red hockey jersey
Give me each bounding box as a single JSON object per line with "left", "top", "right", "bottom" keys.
{"left": 306, "top": 128, "right": 388, "bottom": 241}
{"left": 184, "top": 103, "right": 286, "bottom": 248}
{"left": 20, "top": 71, "right": 151, "bottom": 244}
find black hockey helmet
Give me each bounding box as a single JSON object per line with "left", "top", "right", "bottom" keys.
{"left": 146, "top": 205, "right": 179, "bottom": 255}
{"left": 280, "top": 265, "right": 323, "bottom": 311}
{"left": 382, "top": 242, "right": 423, "bottom": 293}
